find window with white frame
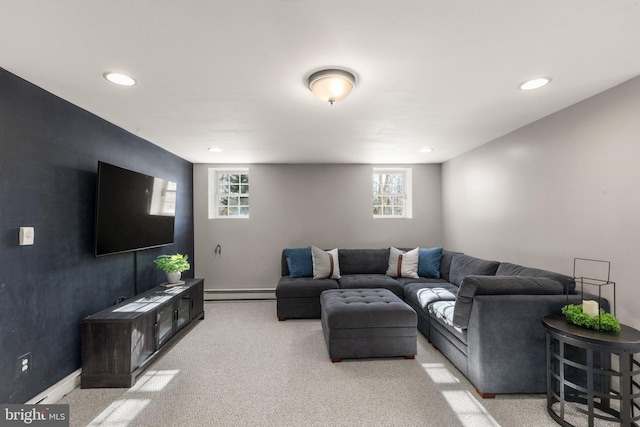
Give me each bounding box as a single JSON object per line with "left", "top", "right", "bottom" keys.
{"left": 208, "top": 168, "right": 249, "bottom": 219}
{"left": 372, "top": 168, "right": 412, "bottom": 218}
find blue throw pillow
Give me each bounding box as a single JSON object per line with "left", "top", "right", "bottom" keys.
{"left": 418, "top": 247, "right": 443, "bottom": 278}
{"left": 284, "top": 247, "right": 313, "bottom": 278}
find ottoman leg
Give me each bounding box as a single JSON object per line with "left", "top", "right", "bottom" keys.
{"left": 331, "top": 358, "right": 342, "bottom": 363}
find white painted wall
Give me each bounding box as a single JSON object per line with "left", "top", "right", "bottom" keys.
{"left": 442, "top": 76, "right": 640, "bottom": 328}
{"left": 194, "top": 164, "right": 442, "bottom": 291}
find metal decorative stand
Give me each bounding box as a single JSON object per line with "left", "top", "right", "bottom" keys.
{"left": 570, "top": 258, "right": 616, "bottom": 322}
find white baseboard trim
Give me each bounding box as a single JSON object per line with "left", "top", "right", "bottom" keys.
{"left": 26, "top": 368, "right": 81, "bottom": 404}
{"left": 205, "top": 288, "right": 275, "bottom": 300}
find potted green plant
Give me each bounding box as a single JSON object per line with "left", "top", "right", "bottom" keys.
{"left": 154, "top": 253, "right": 190, "bottom": 284}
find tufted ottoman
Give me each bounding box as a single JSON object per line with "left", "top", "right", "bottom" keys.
{"left": 320, "top": 289, "right": 417, "bottom": 362}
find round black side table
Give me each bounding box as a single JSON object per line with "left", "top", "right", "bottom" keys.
{"left": 542, "top": 314, "right": 640, "bottom": 427}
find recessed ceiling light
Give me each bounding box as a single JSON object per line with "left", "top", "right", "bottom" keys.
{"left": 208, "top": 147, "right": 224, "bottom": 153}
{"left": 103, "top": 72, "right": 136, "bottom": 86}
{"left": 420, "top": 147, "right": 434, "bottom": 153}
{"left": 519, "top": 77, "right": 551, "bottom": 91}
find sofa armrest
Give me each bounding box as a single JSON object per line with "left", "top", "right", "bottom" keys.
{"left": 466, "top": 293, "right": 580, "bottom": 394}
{"left": 453, "top": 275, "right": 564, "bottom": 329}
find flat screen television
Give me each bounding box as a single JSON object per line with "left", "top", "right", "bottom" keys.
{"left": 94, "top": 161, "right": 177, "bottom": 256}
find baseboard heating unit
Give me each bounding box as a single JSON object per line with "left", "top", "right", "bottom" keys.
{"left": 205, "top": 288, "right": 276, "bottom": 301}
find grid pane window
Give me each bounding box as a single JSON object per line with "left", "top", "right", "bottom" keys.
{"left": 373, "top": 168, "right": 412, "bottom": 218}
{"left": 212, "top": 170, "right": 249, "bottom": 218}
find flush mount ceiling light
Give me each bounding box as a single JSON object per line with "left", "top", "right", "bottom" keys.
{"left": 420, "top": 147, "right": 434, "bottom": 153}
{"left": 208, "top": 147, "right": 224, "bottom": 153}
{"left": 308, "top": 69, "right": 356, "bottom": 105}
{"left": 103, "top": 72, "right": 136, "bottom": 86}
{"left": 519, "top": 77, "right": 551, "bottom": 91}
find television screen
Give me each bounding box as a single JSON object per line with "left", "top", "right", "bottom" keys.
{"left": 94, "top": 161, "right": 176, "bottom": 256}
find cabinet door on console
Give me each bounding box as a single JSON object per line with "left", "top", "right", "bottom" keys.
{"left": 176, "top": 295, "right": 190, "bottom": 330}
{"left": 156, "top": 303, "right": 175, "bottom": 348}
{"left": 131, "top": 312, "right": 156, "bottom": 372}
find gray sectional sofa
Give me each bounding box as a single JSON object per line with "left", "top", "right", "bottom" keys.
{"left": 276, "top": 247, "right": 598, "bottom": 397}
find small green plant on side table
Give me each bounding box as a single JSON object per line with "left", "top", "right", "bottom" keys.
{"left": 562, "top": 304, "right": 621, "bottom": 332}
{"left": 154, "top": 254, "right": 190, "bottom": 284}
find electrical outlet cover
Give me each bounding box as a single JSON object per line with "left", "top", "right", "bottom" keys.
{"left": 17, "top": 352, "right": 31, "bottom": 377}
{"left": 19, "top": 227, "right": 34, "bottom": 245}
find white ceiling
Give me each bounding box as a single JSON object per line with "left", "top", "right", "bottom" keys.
{"left": 2, "top": 1, "right": 639, "bottom": 164}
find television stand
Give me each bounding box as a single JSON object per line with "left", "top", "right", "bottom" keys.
{"left": 80, "top": 278, "right": 204, "bottom": 388}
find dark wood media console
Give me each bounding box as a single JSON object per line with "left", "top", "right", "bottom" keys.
{"left": 81, "top": 278, "right": 204, "bottom": 388}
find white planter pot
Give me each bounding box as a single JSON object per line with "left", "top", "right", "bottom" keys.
{"left": 166, "top": 272, "right": 182, "bottom": 284}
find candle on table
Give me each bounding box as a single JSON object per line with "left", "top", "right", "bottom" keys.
{"left": 582, "top": 300, "right": 599, "bottom": 317}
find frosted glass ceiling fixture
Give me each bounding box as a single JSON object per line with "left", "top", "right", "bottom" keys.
{"left": 519, "top": 77, "right": 551, "bottom": 91}
{"left": 308, "top": 69, "right": 356, "bottom": 105}
{"left": 103, "top": 72, "right": 136, "bottom": 86}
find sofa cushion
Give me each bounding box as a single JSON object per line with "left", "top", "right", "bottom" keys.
{"left": 312, "top": 247, "right": 341, "bottom": 279}
{"left": 416, "top": 287, "right": 457, "bottom": 309}
{"left": 418, "top": 247, "right": 443, "bottom": 278}
{"left": 428, "top": 301, "right": 467, "bottom": 344}
{"left": 281, "top": 251, "right": 291, "bottom": 276}
{"left": 496, "top": 262, "right": 576, "bottom": 293}
{"left": 276, "top": 276, "right": 339, "bottom": 298}
{"left": 440, "top": 249, "right": 462, "bottom": 282}
{"left": 283, "top": 247, "right": 313, "bottom": 278}
{"left": 449, "top": 254, "right": 499, "bottom": 287}
{"left": 338, "top": 248, "right": 390, "bottom": 275}
{"left": 386, "top": 247, "right": 419, "bottom": 278}
{"left": 452, "top": 275, "right": 565, "bottom": 329}
{"left": 403, "top": 281, "right": 456, "bottom": 303}
{"left": 429, "top": 300, "right": 456, "bottom": 324}
{"left": 338, "top": 274, "right": 403, "bottom": 298}
{"left": 394, "top": 277, "right": 448, "bottom": 287}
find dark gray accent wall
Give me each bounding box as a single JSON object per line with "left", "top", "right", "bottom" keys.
{"left": 0, "top": 68, "right": 194, "bottom": 403}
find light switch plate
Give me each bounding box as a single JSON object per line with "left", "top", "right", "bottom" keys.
{"left": 19, "top": 227, "right": 34, "bottom": 245}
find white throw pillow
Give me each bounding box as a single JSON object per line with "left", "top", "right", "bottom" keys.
{"left": 386, "top": 247, "right": 419, "bottom": 278}
{"left": 312, "top": 246, "right": 341, "bottom": 279}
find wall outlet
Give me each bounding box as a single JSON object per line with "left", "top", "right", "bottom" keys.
{"left": 19, "top": 227, "right": 35, "bottom": 245}
{"left": 17, "top": 352, "right": 31, "bottom": 377}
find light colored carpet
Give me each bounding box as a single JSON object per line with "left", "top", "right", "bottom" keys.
{"left": 60, "top": 301, "right": 556, "bottom": 426}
